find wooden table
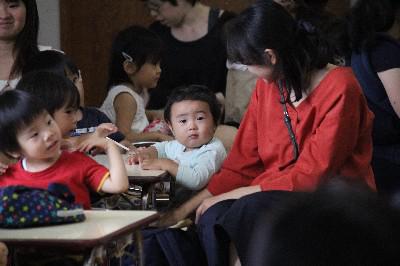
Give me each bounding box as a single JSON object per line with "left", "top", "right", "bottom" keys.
{"left": 93, "top": 154, "right": 173, "bottom": 210}
{"left": 0, "top": 210, "right": 159, "bottom": 265}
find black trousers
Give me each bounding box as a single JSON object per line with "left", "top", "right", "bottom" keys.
{"left": 196, "top": 191, "right": 298, "bottom": 266}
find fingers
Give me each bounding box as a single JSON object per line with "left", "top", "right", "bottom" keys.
{"left": 195, "top": 204, "right": 204, "bottom": 224}
{"left": 0, "top": 163, "right": 7, "bottom": 174}
{"left": 96, "top": 123, "right": 118, "bottom": 138}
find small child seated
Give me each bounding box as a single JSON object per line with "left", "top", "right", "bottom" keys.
{"left": 101, "top": 25, "right": 172, "bottom": 142}
{"left": 129, "top": 85, "right": 227, "bottom": 193}
{"left": 15, "top": 71, "right": 120, "bottom": 154}
{"left": 22, "top": 50, "right": 126, "bottom": 144}
{"left": 0, "top": 90, "right": 128, "bottom": 209}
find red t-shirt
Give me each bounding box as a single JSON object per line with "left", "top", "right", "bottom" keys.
{"left": 0, "top": 151, "right": 109, "bottom": 209}
{"left": 208, "top": 67, "right": 376, "bottom": 195}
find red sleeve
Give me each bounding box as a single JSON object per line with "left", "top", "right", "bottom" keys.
{"left": 258, "top": 76, "right": 374, "bottom": 191}
{"left": 207, "top": 80, "right": 265, "bottom": 195}
{"left": 73, "top": 152, "right": 110, "bottom": 192}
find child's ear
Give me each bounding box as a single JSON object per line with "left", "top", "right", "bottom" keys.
{"left": 167, "top": 123, "right": 174, "bottom": 136}
{"left": 123, "top": 61, "right": 137, "bottom": 75}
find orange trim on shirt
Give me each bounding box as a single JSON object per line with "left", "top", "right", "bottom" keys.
{"left": 96, "top": 172, "right": 110, "bottom": 192}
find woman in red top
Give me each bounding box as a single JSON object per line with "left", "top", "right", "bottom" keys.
{"left": 158, "top": 1, "right": 375, "bottom": 264}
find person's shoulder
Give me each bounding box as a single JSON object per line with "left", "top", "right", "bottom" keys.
{"left": 321, "top": 66, "right": 364, "bottom": 99}
{"left": 370, "top": 34, "right": 400, "bottom": 71}
{"left": 108, "top": 84, "right": 134, "bottom": 96}
{"left": 200, "top": 137, "right": 226, "bottom": 153}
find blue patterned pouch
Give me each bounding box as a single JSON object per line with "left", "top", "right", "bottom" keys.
{"left": 0, "top": 183, "right": 85, "bottom": 228}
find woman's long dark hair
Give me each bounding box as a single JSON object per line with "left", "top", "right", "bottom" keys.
{"left": 11, "top": 0, "right": 39, "bottom": 78}
{"left": 225, "top": 0, "right": 329, "bottom": 102}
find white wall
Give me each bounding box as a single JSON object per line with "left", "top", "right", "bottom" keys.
{"left": 37, "top": 0, "right": 60, "bottom": 50}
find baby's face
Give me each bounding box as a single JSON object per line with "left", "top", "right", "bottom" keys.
{"left": 17, "top": 112, "right": 62, "bottom": 161}
{"left": 169, "top": 100, "right": 215, "bottom": 151}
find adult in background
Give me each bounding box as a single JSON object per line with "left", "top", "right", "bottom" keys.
{"left": 0, "top": 0, "right": 39, "bottom": 173}
{"left": 142, "top": 0, "right": 235, "bottom": 110}
{"left": 0, "top": 0, "right": 38, "bottom": 92}
{"left": 158, "top": 1, "right": 375, "bottom": 265}
{"left": 346, "top": 0, "right": 400, "bottom": 196}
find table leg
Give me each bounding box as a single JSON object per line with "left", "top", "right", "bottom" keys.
{"left": 133, "top": 230, "right": 144, "bottom": 266}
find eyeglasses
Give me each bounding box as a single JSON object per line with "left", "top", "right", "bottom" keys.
{"left": 278, "top": 79, "right": 299, "bottom": 163}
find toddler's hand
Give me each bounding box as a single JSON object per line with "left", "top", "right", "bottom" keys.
{"left": 76, "top": 134, "right": 107, "bottom": 153}
{"left": 95, "top": 123, "right": 118, "bottom": 138}
{"left": 61, "top": 138, "right": 76, "bottom": 152}
{"left": 140, "top": 158, "right": 162, "bottom": 170}
{"left": 126, "top": 147, "right": 150, "bottom": 165}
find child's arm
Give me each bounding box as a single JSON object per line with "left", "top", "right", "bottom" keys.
{"left": 141, "top": 158, "right": 179, "bottom": 177}
{"left": 0, "top": 152, "right": 18, "bottom": 174}
{"left": 146, "top": 109, "right": 164, "bottom": 121}
{"left": 99, "top": 139, "right": 129, "bottom": 193}
{"left": 71, "top": 123, "right": 118, "bottom": 153}
{"left": 143, "top": 142, "right": 226, "bottom": 190}
{"left": 115, "top": 92, "right": 173, "bottom": 142}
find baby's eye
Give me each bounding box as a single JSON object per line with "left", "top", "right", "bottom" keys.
{"left": 30, "top": 132, "right": 39, "bottom": 139}
{"left": 179, "top": 119, "right": 187, "bottom": 124}
{"left": 197, "top": 116, "right": 205, "bottom": 121}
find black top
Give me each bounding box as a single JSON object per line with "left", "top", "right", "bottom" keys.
{"left": 370, "top": 38, "right": 400, "bottom": 72}
{"left": 147, "top": 9, "right": 235, "bottom": 109}
{"left": 73, "top": 107, "right": 125, "bottom": 142}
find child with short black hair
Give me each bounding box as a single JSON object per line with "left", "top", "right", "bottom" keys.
{"left": 22, "top": 50, "right": 126, "bottom": 144}
{"left": 129, "top": 85, "right": 226, "bottom": 191}
{"left": 15, "top": 71, "right": 119, "bottom": 153}
{"left": 0, "top": 90, "right": 128, "bottom": 209}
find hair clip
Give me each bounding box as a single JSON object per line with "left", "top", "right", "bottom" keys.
{"left": 122, "top": 52, "right": 134, "bottom": 62}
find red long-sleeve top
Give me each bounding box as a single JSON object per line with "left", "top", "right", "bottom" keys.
{"left": 208, "top": 67, "right": 376, "bottom": 195}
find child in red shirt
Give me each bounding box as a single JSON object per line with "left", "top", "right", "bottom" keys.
{"left": 0, "top": 90, "right": 128, "bottom": 209}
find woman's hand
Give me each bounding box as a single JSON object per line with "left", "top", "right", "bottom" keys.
{"left": 195, "top": 194, "right": 227, "bottom": 223}
{"left": 156, "top": 207, "right": 187, "bottom": 227}
{"left": 195, "top": 186, "right": 262, "bottom": 223}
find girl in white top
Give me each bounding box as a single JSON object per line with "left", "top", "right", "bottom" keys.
{"left": 100, "top": 25, "right": 172, "bottom": 143}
